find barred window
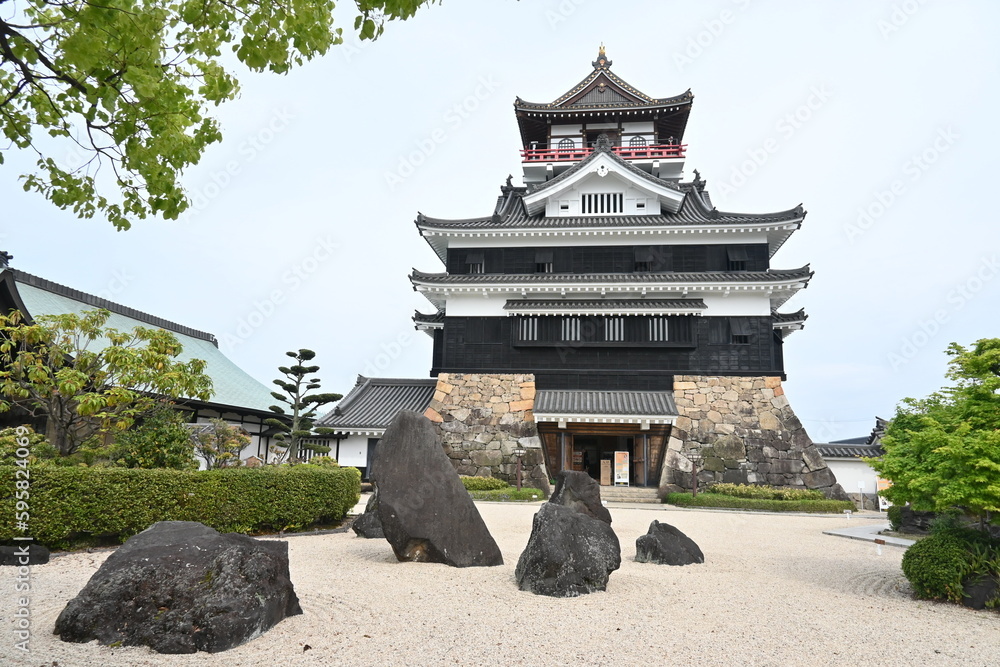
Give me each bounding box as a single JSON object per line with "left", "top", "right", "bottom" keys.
{"left": 649, "top": 317, "right": 670, "bottom": 342}
{"left": 519, "top": 317, "right": 539, "bottom": 342}
{"left": 558, "top": 137, "right": 575, "bottom": 150}
{"left": 604, "top": 317, "right": 624, "bottom": 342}
{"left": 581, "top": 192, "right": 623, "bottom": 215}
{"left": 561, "top": 317, "right": 581, "bottom": 341}
{"left": 629, "top": 135, "right": 647, "bottom": 147}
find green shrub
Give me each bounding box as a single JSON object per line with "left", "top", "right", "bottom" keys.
{"left": 0, "top": 465, "right": 361, "bottom": 549}
{"left": 887, "top": 504, "right": 902, "bottom": 531}
{"left": 468, "top": 487, "right": 544, "bottom": 502}
{"left": 460, "top": 475, "right": 508, "bottom": 491}
{"left": 902, "top": 533, "right": 975, "bottom": 602}
{"left": 709, "top": 483, "right": 825, "bottom": 501}
{"left": 307, "top": 456, "right": 339, "bottom": 467}
{"left": 664, "top": 492, "right": 854, "bottom": 513}
{"left": 108, "top": 404, "right": 198, "bottom": 470}
{"left": 0, "top": 426, "right": 58, "bottom": 464}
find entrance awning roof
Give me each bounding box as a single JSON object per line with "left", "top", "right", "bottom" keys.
{"left": 534, "top": 389, "right": 677, "bottom": 425}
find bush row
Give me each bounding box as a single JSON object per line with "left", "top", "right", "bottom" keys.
{"left": 460, "top": 475, "right": 509, "bottom": 491}
{"left": 708, "top": 483, "right": 826, "bottom": 501}
{"left": 467, "top": 487, "right": 545, "bottom": 502}
{"left": 664, "top": 492, "right": 855, "bottom": 513}
{"left": 0, "top": 465, "right": 361, "bottom": 549}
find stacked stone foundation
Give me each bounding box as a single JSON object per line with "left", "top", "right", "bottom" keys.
{"left": 424, "top": 373, "right": 550, "bottom": 495}
{"left": 663, "top": 375, "right": 848, "bottom": 500}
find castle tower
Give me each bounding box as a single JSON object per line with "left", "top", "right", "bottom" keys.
{"left": 409, "top": 48, "right": 844, "bottom": 498}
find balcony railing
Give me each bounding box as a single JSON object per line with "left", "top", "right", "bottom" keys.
{"left": 520, "top": 144, "right": 687, "bottom": 162}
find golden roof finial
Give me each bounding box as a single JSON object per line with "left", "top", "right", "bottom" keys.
{"left": 599, "top": 43, "right": 606, "bottom": 57}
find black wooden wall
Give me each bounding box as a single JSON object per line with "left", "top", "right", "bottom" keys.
{"left": 445, "top": 243, "right": 770, "bottom": 274}
{"left": 431, "top": 315, "right": 784, "bottom": 389}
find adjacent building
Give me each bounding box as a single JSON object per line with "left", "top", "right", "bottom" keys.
{"left": 0, "top": 253, "right": 283, "bottom": 462}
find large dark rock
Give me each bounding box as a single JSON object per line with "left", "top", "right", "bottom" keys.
{"left": 515, "top": 503, "right": 621, "bottom": 597}
{"left": 0, "top": 543, "right": 49, "bottom": 565}
{"left": 373, "top": 411, "right": 502, "bottom": 567}
{"left": 352, "top": 491, "right": 385, "bottom": 539}
{"left": 635, "top": 520, "right": 704, "bottom": 566}
{"left": 898, "top": 506, "right": 936, "bottom": 534}
{"left": 54, "top": 521, "right": 301, "bottom": 654}
{"left": 549, "top": 470, "right": 612, "bottom": 524}
{"left": 962, "top": 574, "right": 1000, "bottom": 610}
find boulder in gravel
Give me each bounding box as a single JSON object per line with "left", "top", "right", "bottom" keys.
{"left": 549, "top": 470, "right": 612, "bottom": 524}
{"left": 635, "top": 520, "right": 704, "bottom": 565}
{"left": 352, "top": 490, "right": 385, "bottom": 539}
{"left": 898, "top": 505, "right": 936, "bottom": 534}
{"left": 515, "top": 503, "right": 621, "bottom": 597}
{"left": 0, "top": 543, "right": 49, "bottom": 566}
{"left": 54, "top": 521, "right": 301, "bottom": 654}
{"left": 962, "top": 574, "right": 1000, "bottom": 610}
{"left": 373, "top": 410, "right": 502, "bottom": 567}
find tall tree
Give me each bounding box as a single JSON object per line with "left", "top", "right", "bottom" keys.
{"left": 0, "top": 0, "right": 435, "bottom": 230}
{"left": 0, "top": 308, "right": 213, "bottom": 455}
{"left": 870, "top": 339, "right": 1000, "bottom": 529}
{"left": 265, "top": 348, "right": 339, "bottom": 463}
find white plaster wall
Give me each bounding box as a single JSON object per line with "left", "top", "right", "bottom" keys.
{"left": 444, "top": 291, "right": 773, "bottom": 318}
{"left": 826, "top": 458, "right": 882, "bottom": 497}
{"left": 446, "top": 230, "right": 770, "bottom": 249}
{"left": 549, "top": 124, "right": 582, "bottom": 136}
{"left": 621, "top": 121, "right": 654, "bottom": 133}
{"left": 336, "top": 434, "right": 370, "bottom": 467}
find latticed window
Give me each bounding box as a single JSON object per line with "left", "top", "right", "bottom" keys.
{"left": 519, "top": 317, "right": 539, "bottom": 341}
{"left": 558, "top": 137, "right": 575, "bottom": 150}
{"left": 629, "top": 135, "right": 647, "bottom": 147}
{"left": 649, "top": 317, "right": 670, "bottom": 342}
{"left": 581, "top": 192, "right": 623, "bottom": 215}
{"left": 561, "top": 317, "right": 581, "bottom": 341}
{"left": 604, "top": 317, "right": 624, "bottom": 342}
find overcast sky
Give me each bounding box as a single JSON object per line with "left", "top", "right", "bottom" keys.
{"left": 3, "top": 1, "right": 999, "bottom": 443}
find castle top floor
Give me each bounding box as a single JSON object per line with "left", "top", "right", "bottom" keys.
{"left": 515, "top": 46, "right": 693, "bottom": 184}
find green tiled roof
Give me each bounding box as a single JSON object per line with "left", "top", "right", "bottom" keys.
{"left": 10, "top": 272, "right": 276, "bottom": 414}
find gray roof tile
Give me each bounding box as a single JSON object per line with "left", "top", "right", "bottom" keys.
{"left": 318, "top": 377, "right": 437, "bottom": 430}
{"left": 534, "top": 389, "right": 677, "bottom": 417}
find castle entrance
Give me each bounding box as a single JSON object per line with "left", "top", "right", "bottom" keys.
{"left": 537, "top": 423, "right": 671, "bottom": 488}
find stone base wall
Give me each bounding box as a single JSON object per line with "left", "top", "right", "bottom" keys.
{"left": 663, "top": 375, "right": 847, "bottom": 500}
{"left": 424, "top": 373, "right": 550, "bottom": 495}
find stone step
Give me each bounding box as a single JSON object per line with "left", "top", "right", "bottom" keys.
{"left": 598, "top": 487, "right": 661, "bottom": 504}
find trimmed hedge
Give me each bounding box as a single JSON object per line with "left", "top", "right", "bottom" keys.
{"left": 709, "top": 483, "right": 825, "bottom": 501}
{"left": 0, "top": 465, "right": 361, "bottom": 549}
{"left": 468, "top": 487, "right": 544, "bottom": 502}
{"left": 665, "top": 492, "right": 855, "bottom": 513}
{"left": 460, "top": 475, "right": 509, "bottom": 491}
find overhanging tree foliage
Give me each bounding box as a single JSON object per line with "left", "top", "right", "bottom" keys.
{"left": 265, "top": 348, "right": 340, "bottom": 463}
{"left": 0, "top": 0, "right": 435, "bottom": 230}
{"left": 869, "top": 339, "right": 1000, "bottom": 529}
{"left": 0, "top": 308, "right": 213, "bottom": 455}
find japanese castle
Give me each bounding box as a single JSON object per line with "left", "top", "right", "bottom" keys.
{"left": 324, "top": 48, "right": 844, "bottom": 498}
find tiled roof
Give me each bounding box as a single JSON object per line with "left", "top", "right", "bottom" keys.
{"left": 7, "top": 269, "right": 277, "bottom": 415}
{"left": 524, "top": 147, "right": 686, "bottom": 200}
{"left": 416, "top": 186, "right": 804, "bottom": 231}
{"left": 816, "top": 443, "right": 885, "bottom": 459}
{"left": 772, "top": 308, "right": 807, "bottom": 324}
{"left": 514, "top": 67, "right": 691, "bottom": 111}
{"left": 317, "top": 377, "right": 437, "bottom": 430}
{"left": 534, "top": 389, "right": 678, "bottom": 417}
{"left": 411, "top": 266, "right": 813, "bottom": 285}
{"left": 503, "top": 298, "right": 706, "bottom": 313}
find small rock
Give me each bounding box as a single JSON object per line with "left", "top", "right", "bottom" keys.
{"left": 0, "top": 543, "right": 50, "bottom": 566}
{"left": 635, "top": 520, "right": 704, "bottom": 566}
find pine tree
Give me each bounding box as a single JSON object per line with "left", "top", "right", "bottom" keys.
{"left": 265, "top": 349, "right": 341, "bottom": 463}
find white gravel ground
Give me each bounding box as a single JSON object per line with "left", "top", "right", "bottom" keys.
{"left": 2, "top": 503, "right": 998, "bottom": 666}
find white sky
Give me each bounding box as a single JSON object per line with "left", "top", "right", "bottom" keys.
{"left": 3, "top": 0, "right": 999, "bottom": 443}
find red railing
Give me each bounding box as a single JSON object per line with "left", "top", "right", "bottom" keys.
{"left": 520, "top": 144, "right": 687, "bottom": 162}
